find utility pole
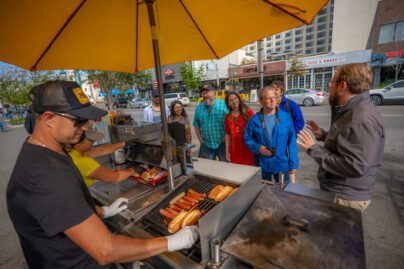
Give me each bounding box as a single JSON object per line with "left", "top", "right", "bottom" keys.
{"left": 257, "top": 39, "right": 264, "bottom": 89}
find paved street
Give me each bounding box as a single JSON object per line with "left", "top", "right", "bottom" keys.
{"left": 1, "top": 104, "right": 404, "bottom": 268}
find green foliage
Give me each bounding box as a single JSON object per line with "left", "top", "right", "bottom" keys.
{"left": 9, "top": 118, "right": 25, "bottom": 125}
{"left": 377, "top": 79, "right": 395, "bottom": 89}
{"left": 86, "top": 70, "right": 151, "bottom": 108}
{"left": 288, "top": 57, "right": 307, "bottom": 78}
{"left": 180, "top": 62, "right": 204, "bottom": 96}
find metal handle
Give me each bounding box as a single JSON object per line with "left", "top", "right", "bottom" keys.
{"left": 210, "top": 238, "right": 221, "bottom": 265}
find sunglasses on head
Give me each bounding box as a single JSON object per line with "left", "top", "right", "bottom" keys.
{"left": 53, "top": 112, "right": 89, "bottom": 127}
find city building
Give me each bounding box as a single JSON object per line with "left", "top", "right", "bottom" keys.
{"left": 369, "top": 0, "right": 404, "bottom": 86}
{"left": 332, "top": 0, "right": 379, "bottom": 54}
{"left": 244, "top": 0, "right": 334, "bottom": 60}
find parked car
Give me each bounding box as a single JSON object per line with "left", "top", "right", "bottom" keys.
{"left": 369, "top": 80, "right": 404, "bottom": 106}
{"left": 284, "top": 88, "right": 328, "bottom": 107}
{"left": 130, "top": 98, "right": 151, "bottom": 108}
{"left": 113, "top": 97, "right": 128, "bottom": 108}
{"left": 164, "top": 92, "right": 190, "bottom": 106}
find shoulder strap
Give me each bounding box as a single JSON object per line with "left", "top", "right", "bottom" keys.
{"left": 286, "top": 99, "right": 292, "bottom": 116}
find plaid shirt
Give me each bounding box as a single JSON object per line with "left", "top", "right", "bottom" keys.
{"left": 193, "top": 99, "right": 228, "bottom": 149}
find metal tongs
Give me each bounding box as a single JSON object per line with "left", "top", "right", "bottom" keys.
{"left": 281, "top": 215, "right": 310, "bottom": 232}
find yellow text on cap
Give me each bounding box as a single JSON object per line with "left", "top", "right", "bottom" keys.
{"left": 73, "top": 88, "right": 90, "bottom": 104}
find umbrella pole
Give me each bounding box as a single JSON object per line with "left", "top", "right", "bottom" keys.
{"left": 145, "top": 0, "right": 175, "bottom": 191}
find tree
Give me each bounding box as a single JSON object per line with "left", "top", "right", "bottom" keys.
{"left": 86, "top": 70, "right": 151, "bottom": 109}
{"left": 180, "top": 62, "right": 204, "bottom": 97}
{"left": 288, "top": 57, "right": 307, "bottom": 78}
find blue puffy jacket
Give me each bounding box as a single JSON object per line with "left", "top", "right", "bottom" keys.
{"left": 244, "top": 110, "right": 299, "bottom": 174}
{"left": 279, "top": 96, "right": 304, "bottom": 135}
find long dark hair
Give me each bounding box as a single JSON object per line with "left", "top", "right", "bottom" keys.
{"left": 225, "top": 92, "right": 252, "bottom": 121}
{"left": 170, "top": 100, "right": 188, "bottom": 119}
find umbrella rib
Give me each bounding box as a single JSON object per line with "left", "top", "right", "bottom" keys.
{"left": 178, "top": 0, "right": 218, "bottom": 59}
{"left": 262, "top": 0, "right": 309, "bottom": 24}
{"left": 135, "top": 0, "right": 139, "bottom": 73}
{"left": 31, "top": 0, "right": 87, "bottom": 71}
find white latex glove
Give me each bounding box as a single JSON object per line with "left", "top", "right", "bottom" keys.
{"left": 165, "top": 226, "right": 199, "bottom": 252}
{"left": 102, "top": 197, "right": 128, "bottom": 218}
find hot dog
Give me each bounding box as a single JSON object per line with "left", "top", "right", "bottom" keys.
{"left": 168, "top": 211, "right": 188, "bottom": 233}
{"left": 186, "top": 192, "right": 205, "bottom": 201}
{"left": 187, "top": 189, "right": 207, "bottom": 199}
{"left": 183, "top": 195, "right": 199, "bottom": 204}
{"left": 159, "top": 208, "right": 175, "bottom": 219}
{"left": 165, "top": 207, "right": 179, "bottom": 216}
{"left": 169, "top": 204, "right": 184, "bottom": 212}
{"left": 179, "top": 198, "right": 194, "bottom": 206}
{"left": 181, "top": 209, "right": 202, "bottom": 228}
{"left": 169, "top": 192, "right": 185, "bottom": 205}
{"left": 215, "top": 186, "right": 234, "bottom": 202}
{"left": 208, "top": 185, "right": 224, "bottom": 199}
{"left": 175, "top": 201, "right": 191, "bottom": 210}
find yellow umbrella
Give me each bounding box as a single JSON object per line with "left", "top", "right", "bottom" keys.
{"left": 0, "top": 0, "right": 327, "bottom": 188}
{"left": 0, "top": 0, "right": 327, "bottom": 73}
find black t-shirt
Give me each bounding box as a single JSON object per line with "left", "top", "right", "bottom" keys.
{"left": 7, "top": 142, "right": 116, "bottom": 269}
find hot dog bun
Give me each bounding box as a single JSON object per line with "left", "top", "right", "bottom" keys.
{"left": 214, "top": 186, "right": 234, "bottom": 202}
{"left": 168, "top": 211, "right": 188, "bottom": 233}
{"left": 208, "top": 185, "right": 224, "bottom": 199}
{"left": 169, "top": 192, "right": 185, "bottom": 205}
{"left": 181, "top": 209, "right": 202, "bottom": 228}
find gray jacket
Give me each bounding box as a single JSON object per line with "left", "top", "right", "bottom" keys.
{"left": 308, "top": 92, "right": 385, "bottom": 201}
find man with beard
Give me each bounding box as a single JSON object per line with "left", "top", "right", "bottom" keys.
{"left": 7, "top": 81, "right": 198, "bottom": 269}
{"left": 193, "top": 84, "right": 228, "bottom": 161}
{"left": 297, "top": 64, "right": 385, "bottom": 212}
{"left": 144, "top": 89, "right": 170, "bottom": 122}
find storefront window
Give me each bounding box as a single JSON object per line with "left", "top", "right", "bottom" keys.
{"left": 395, "top": 21, "right": 404, "bottom": 42}
{"left": 379, "top": 23, "right": 395, "bottom": 44}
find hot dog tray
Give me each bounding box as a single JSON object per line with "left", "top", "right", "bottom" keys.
{"left": 137, "top": 176, "right": 228, "bottom": 262}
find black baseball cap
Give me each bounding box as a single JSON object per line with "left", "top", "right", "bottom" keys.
{"left": 29, "top": 81, "right": 107, "bottom": 120}
{"left": 200, "top": 84, "right": 214, "bottom": 93}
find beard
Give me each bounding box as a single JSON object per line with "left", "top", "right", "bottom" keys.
{"left": 329, "top": 92, "right": 338, "bottom": 107}
{"left": 204, "top": 98, "right": 213, "bottom": 106}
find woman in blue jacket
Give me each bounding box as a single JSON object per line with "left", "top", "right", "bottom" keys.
{"left": 244, "top": 86, "right": 299, "bottom": 185}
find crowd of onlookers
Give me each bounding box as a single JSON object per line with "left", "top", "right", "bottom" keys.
{"left": 0, "top": 106, "right": 31, "bottom": 132}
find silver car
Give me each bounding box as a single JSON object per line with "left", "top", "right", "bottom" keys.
{"left": 130, "top": 98, "right": 151, "bottom": 108}
{"left": 284, "top": 88, "right": 328, "bottom": 107}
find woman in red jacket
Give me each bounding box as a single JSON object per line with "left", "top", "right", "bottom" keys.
{"left": 224, "top": 92, "right": 255, "bottom": 165}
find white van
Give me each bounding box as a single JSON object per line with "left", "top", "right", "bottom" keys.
{"left": 164, "top": 93, "right": 190, "bottom": 107}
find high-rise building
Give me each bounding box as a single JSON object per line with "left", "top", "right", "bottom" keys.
{"left": 244, "top": 0, "right": 335, "bottom": 59}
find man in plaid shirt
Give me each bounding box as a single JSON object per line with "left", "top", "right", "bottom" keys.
{"left": 193, "top": 84, "right": 228, "bottom": 161}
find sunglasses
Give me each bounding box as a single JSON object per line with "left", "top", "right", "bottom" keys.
{"left": 54, "top": 112, "right": 89, "bottom": 127}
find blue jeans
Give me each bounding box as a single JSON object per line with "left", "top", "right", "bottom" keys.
{"left": 262, "top": 171, "right": 290, "bottom": 185}
{"left": 198, "top": 142, "right": 227, "bottom": 162}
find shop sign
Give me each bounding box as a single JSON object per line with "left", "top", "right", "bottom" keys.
{"left": 371, "top": 50, "right": 404, "bottom": 67}
{"left": 164, "top": 69, "right": 175, "bottom": 79}
{"left": 231, "top": 61, "right": 286, "bottom": 78}
{"left": 287, "top": 50, "right": 372, "bottom": 70}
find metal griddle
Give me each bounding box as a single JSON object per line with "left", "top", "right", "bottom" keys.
{"left": 221, "top": 186, "right": 365, "bottom": 269}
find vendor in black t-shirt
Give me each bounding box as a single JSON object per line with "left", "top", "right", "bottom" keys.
{"left": 7, "top": 81, "right": 199, "bottom": 269}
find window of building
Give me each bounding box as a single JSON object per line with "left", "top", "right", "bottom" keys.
{"left": 295, "top": 37, "right": 302, "bottom": 42}
{"left": 295, "top": 50, "right": 303, "bottom": 55}
{"left": 329, "top": 22, "right": 333, "bottom": 29}
{"left": 266, "top": 37, "right": 272, "bottom": 41}
{"left": 306, "top": 35, "right": 313, "bottom": 40}
{"left": 285, "top": 45, "right": 291, "bottom": 51}
{"left": 317, "top": 39, "right": 325, "bottom": 46}
{"left": 295, "top": 29, "right": 302, "bottom": 35}
{"left": 305, "top": 49, "right": 312, "bottom": 55}
{"left": 276, "top": 47, "right": 281, "bottom": 52}
{"left": 275, "top": 41, "right": 281, "bottom": 46}
{"left": 318, "top": 16, "right": 327, "bottom": 23}
{"left": 317, "top": 32, "right": 325, "bottom": 38}
{"left": 317, "top": 24, "right": 326, "bottom": 31}
{"left": 266, "top": 43, "right": 272, "bottom": 47}
{"left": 318, "top": 8, "right": 327, "bottom": 16}
{"left": 276, "top": 34, "right": 281, "bottom": 39}
{"left": 379, "top": 23, "right": 395, "bottom": 44}
{"left": 306, "top": 27, "right": 312, "bottom": 33}
{"left": 295, "top": 43, "right": 302, "bottom": 49}
{"left": 395, "top": 21, "right": 404, "bottom": 42}
{"left": 285, "top": 39, "right": 291, "bottom": 44}
{"left": 285, "top": 32, "right": 291, "bottom": 37}
{"left": 266, "top": 49, "right": 272, "bottom": 54}
{"left": 306, "top": 41, "right": 313, "bottom": 47}
{"left": 317, "top": 46, "right": 325, "bottom": 53}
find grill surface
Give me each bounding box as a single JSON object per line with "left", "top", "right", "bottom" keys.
{"left": 138, "top": 177, "right": 220, "bottom": 262}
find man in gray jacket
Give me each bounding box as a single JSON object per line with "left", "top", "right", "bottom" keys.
{"left": 297, "top": 63, "right": 385, "bottom": 212}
